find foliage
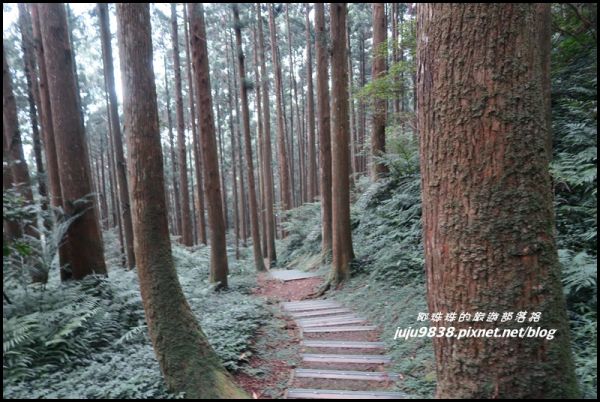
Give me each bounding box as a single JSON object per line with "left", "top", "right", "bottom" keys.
{"left": 3, "top": 241, "right": 270, "bottom": 399}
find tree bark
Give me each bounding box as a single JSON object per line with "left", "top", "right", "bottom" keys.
{"left": 38, "top": 3, "right": 106, "bottom": 280}
{"left": 116, "top": 5, "right": 245, "bottom": 397}
{"left": 330, "top": 3, "right": 354, "bottom": 285}
{"left": 257, "top": 3, "right": 277, "bottom": 262}
{"left": 233, "top": 5, "right": 266, "bottom": 272}
{"left": 315, "top": 3, "right": 332, "bottom": 258}
{"left": 3, "top": 45, "right": 36, "bottom": 238}
{"left": 189, "top": 4, "right": 233, "bottom": 291}
{"left": 417, "top": 4, "right": 579, "bottom": 398}
{"left": 17, "top": 4, "right": 48, "bottom": 214}
{"left": 305, "top": 4, "right": 317, "bottom": 202}
{"left": 371, "top": 3, "right": 389, "bottom": 180}
{"left": 97, "top": 3, "right": 135, "bottom": 268}
{"left": 268, "top": 4, "right": 293, "bottom": 212}
{"left": 183, "top": 3, "right": 207, "bottom": 245}
{"left": 170, "top": 4, "right": 193, "bottom": 247}
{"left": 164, "top": 57, "right": 181, "bottom": 237}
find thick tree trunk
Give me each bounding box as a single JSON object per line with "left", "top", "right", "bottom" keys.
{"left": 330, "top": 3, "right": 354, "bottom": 285}
{"left": 38, "top": 3, "right": 106, "bottom": 280}
{"left": 29, "top": 4, "right": 70, "bottom": 270}
{"left": 171, "top": 4, "right": 193, "bottom": 247}
{"left": 233, "top": 5, "right": 266, "bottom": 272}
{"left": 116, "top": 5, "right": 245, "bottom": 398}
{"left": 98, "top": 3, "right": 135, "bottom": 269}
{"left": 189, "top": 4, "right": 233, "bottom": 291}
{"left": 257, "top": 3, "right": 277, "bottom": 263}
{"left": 371, "top": 3, "right": 389, "bottom": 180}
{"left": 315, "top": 3, "right": 332, "bottom": 258}
{"left": 3, "top": 131, "right": 22, "bottom": 240}
{"left": 268, "top": 5, "right": 292, "bottom": 212}
{"left": 183, "top": 3, "right": 207, "bottom": 246}
{"left": 417, "top": 4, "right": 579, "bottom": 398}
{"left": 305, "top": 5, "right": 317, "bottom": 202}
{"left": 29, "top": 4, "right": 62, "bottom": 212}
{"left": 3, "top": 45, "right": 36, "bottom": 240}
{"left": 17, "top": 4, "right": 48, "bottom": 214}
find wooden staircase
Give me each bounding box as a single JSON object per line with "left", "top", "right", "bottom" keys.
{"left": 280, "top": 300, "right": 407, "bottom": 399}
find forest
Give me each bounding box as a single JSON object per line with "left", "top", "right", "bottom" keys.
{"left": 2, "top": 3, "right": 597, "bottom": 400}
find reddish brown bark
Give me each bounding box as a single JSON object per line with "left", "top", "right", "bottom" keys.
{"left": 417, "top": 4, "right": 578, "bottom": 398}
{"left": 371, "top": 3, "right": 389, "bottom": 180}
{"left": 38, "top": 3, "right": 106, "bottom": 280}
{"left": 330, "top": 3, "right": 354, "bottom": 285}
{"left": 189, "top": 3, "right": 232, "bottom": 290}
{"left": 233, "top": 5, "right": 266, "bottom": 273}
{"left": 116, "top": 4, "right": 245, "bottom": 397}
{"left": 171, "top": 4, "right": 193, "bottom": 247}
{"left": 257, "top": 3, "right": 277, "bottom": 262}
{"left": 305, "top": 4, "right": 317, "bottom": 202}
{"left": 268, "top": 4, "right": 292, "bottom": 212}
{"left": 315, "top": 3, "right": 332, "bottom": 258}
{"left": 17, "top": 4, "right": 48, "bottom": 212}
{"left": 183, "top": 3, "right": 207, "bottom": 245}
{"left": 3, "top": 45, "right": 35, "bottom": 224}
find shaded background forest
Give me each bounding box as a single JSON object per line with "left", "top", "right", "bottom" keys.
{"left": 3, "top": 3, "right": 597, "bottom": 399}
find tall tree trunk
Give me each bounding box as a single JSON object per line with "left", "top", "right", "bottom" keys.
{"left": 227, "top": 63, "right": 241, "bottom": 260}
{"left": 29, "top": 4, "right": 61, "bottom": 211}
{"left": 229, "top": 33, "right": 248, "bottom": 246}
{"left": 268, "top": 4, "right": 292, "bottom": 212}
{"left": 38, "top": 3, "right": 106, "bottom": 280}
{"left": 97, "top": 2, "right": 135, "bottom": 268}
{"left": 330, "top": 3, "right": 354, "bottom": 285}
{"left": 371, "top": 3, "right": 389, "bottom": 180}
{"left": 346, "top": 17, "right": 356, "bottom": 183}
{"left": 257, "top": 3, "right": 277, "bottom": 262}
{"left": 233, "top": 5, "right": 266, "bottom": 272}
{"left": 3, "top": 130, "right": 22, "bottom": 240}
{"left": 315, "top": 3, "right": 332, "bottom": 258}
{"left": 164, "top": 57, "right": 181, "bottom": 237}
{"left": 417, "top": 4, "right": 578, "bottom": 398}
{"left": 99, "top": 129, "right": 109, "bottom": 229}
{"left": 171, "top": 4, "right": 193, "bottom": 247}
{"left": 3, "top": 45, "right": 38, "bottom": 244}
{"left": 215, "top": 95, "right": 229, "bottom": 230}
{"left": 189, "top": 4, "right": 235, "bottom": 291}
{"left": 358, "top": 30, "right": 366, "bottom": 175}
{"left": 183, "top": 3, "right": 207, "bottom": 245}
{"left": 305, "top": 4, "right": 317, "bottom": 202}
{"left": 29, "top": 4, "right": 70, "bottom": 269}
{"left": 116, "top": 5, "right": 245, "bottom": 397}
{"left": 252, "top": 22, "right": 268, "bottom": 258}
{"left": 17, "top": 4, "right": 48, "bottom": 215}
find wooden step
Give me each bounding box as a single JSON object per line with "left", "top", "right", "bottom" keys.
{"left": 269, "top": 269, "right": 322, "bottom": 282}
{"left": 294, "top": 368, "right": 399, "bottom": 381}
{"left": 301, "top": 340, "right": 387, "bottom": 349}
{"left": 290, "top": 308, "right": 353, "bottom": 318}
{"left": 301, "top": 353, "right": 392, "bottom": 364}
{"left": 286, "top": 388, "right": 407, "bottom": 399}
{"left": 295, "top": 314, "right": 361, "bottom": 324}
{"left": 298, "top": 317, "right": 367, "bottom": 328}
{"left": 302, "top": 325, "right": 377, "bottom": 333}
{"left": 282, "top": 300, "right": 338, "bottom": 307}
{"left": 283, "top": 301, "right": 340, "bottom": 308}
{"left": 283, "top": 303, "right": 342, "bottom": 312}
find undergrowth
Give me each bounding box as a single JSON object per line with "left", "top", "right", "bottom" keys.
{"left": 3, "top": 240, "right": 269, "bottom": 399}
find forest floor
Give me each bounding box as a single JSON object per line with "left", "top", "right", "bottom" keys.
{"left": 232, "top": 274, "right": 323, "bottom": 398}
